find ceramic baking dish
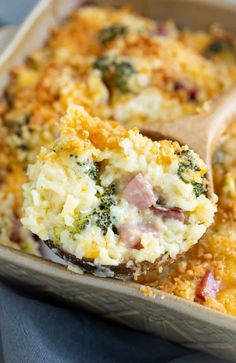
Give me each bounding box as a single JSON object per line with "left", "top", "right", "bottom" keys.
{"left": 1, "top": 0, "right": 236, "bottom": 361}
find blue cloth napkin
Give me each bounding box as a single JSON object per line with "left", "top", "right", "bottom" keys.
{"left": 0, "top": 0, "right": 37, "bottom": 26}
{"left": 0, "top": 281, "right": 228, "bottom": 363}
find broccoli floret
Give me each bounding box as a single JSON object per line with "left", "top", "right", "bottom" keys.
{"left": 94, "top": 209, "right": 115, "bottom": 235}
{"left": 98, "top": 24, "right": 127, "bottom": 46}
{"left": 53, "top": 211, "right": 92, "bottom": 243}
{"left": 54, "top": 211, "right": 91, "bottom": 241}
{"left": 4, "top": 113, "right": 31, "bottom": 138}
{"left": 113, "top": 61, "right": 136, "bottom": 92}
{"left": 4, "top": 113, "right": 31, "bottom": 127}
{"left": 94, "top": 183, "right": 117, "bottom": 235}
{"left": 73, "top": 211, "right": 90, "bottom": 232}
{"left": 177, "top": 162, "right": 196, "bottom": 180}
{"left": 176, "top": 149, "right": 199, "bottom": 182}
{"left": 18, "top": 143, "right": 29, "bottom": 151}
{"left": 75, "top": 160, "right": 100, "bottom": 182}
{"left": 87, "top": 162, "right": 100, "bottom": 181}
{"left": 176, "top": 150, "right": 207, "bottom": 197}
{"left": 177, "top": 150, "right": 199, "bottom": 170}
{"left": 192, "top": 182, "right": 206, "bottom": 198}
{"left": 97, "top": 184, "right": 117, "bottom": 208}
{"left": 93, "top": 57, "right": 136, "bottom": 93}
{"left": 53, "top": 183, "right": 117, "bottom": 239}
{"left": 93, "top": 56, "right": 111, "bottom": 80}
{"left": 53, "top": 184, "right": 117, "bottom": 239}
{"left": 204, "top": 39, "right": 235, "bottom": 58}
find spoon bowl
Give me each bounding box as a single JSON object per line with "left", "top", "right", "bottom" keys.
{"left": 41, "top": 89, "right": 233, "bottom": 281}
{"left": 40, "top": 87, "right": 236, "bottom": 281}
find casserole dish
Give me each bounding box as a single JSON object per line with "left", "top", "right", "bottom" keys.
{"left": 1, "top": 0, "right": 236, "bottom": 360}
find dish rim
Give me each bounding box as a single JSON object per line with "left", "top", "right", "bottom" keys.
{"left": 2, "top": 244, "right": 236, "bottom": 329}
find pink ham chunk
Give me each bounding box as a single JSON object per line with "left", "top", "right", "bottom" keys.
{"left": 11, "top": 218, "right": 22, "bottom": 243}
{"left": 118, "top": 223, "right": 160, "bottom": 249}
{"left": 152, "top": 205, "right": 185, "bottom": 222}
{"left": 196, "top": 270, "right": 221, "bottom": 301}
{"left": 123, "top": 173, "right": 156, "bottom": 211}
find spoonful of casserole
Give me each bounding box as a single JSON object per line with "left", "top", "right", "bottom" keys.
{"left": 22, "top": 105, "right": 217, "bottom": 281}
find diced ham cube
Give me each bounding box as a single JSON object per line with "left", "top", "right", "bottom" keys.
{"left": 139, "top": 223, "right": 161, "bottom": 237}
{"left": 11, "top": 218, "right": 22, "bottom": 243}
{"left": 196, "top": 270, "right": 221, "bottom": 301}
{"left": 123, "top": 173, "right": 156, "bottom": 211}
{"left": 118, "top": 223, "right": 160, "bottom": 249}
{"left": 157, "top": 25, "right": 168, "bottom": 36}
{"left": 152, "top": 205, "right": 185, "bottom": 222}
{"left": 118, "top": 223, "right": 140, "bottom": 249}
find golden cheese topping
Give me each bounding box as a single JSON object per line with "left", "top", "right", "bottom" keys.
{"left": 22, "top": 106, "right": 216, "bottom": 268}
{"left": 3, "top": 6, "right": 236, "bottom": 166}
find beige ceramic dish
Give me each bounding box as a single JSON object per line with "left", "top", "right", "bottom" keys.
{"left": 1, "top": 0, "right": 236, "bottom": 361}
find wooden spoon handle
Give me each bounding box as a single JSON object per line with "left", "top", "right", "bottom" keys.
{"left": 143, "top": 85, "right": 236, "bottom": 164}
{"left": 200, "top": 85, "right": 236, "bottom": 154}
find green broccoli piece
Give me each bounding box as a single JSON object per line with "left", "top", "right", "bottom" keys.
{"left": 54, "top": 211, "right": 91, "bottom": 241}
{"left": 4, "top": 113, "right": 31, "bottom": 138}
{"left": 94, "top": 183, "right": 117, "bottom": 235}
{"left": 113, "top": 61, "right": 136, "bottom": 92}
{"left": 192, "top": 182, "right": 206, "bottom": 198}
{"left": 52, "top": 179, "right": 117, "bottom": 240}
{"left": 204, "top": 39, "right": 235, "bottom": 58}
{"left": 93, "top": 56, "right": 111, "bottom": 80}
{"left": 98, "top": 24, "right": 127, "bottom": 46}
{"left": 87, "top": 162, "right": 100, "bottom": 181}
{"left": 93, "top": 57, "right": 136, "bottom": 93}
{"left": 18, "top": 143, "right": 29, "bottom": 151}
{"left": 72, "top": 211, "right": 90, "bottom": 232}
{"left": 177, "top": 150, "right": 199, "bottom": 170}
{"left": 94, "top": 209, "right": 115, "bottom": 235}
{"left": 72, "top": 212, "right": 91, "bottom": 236}
{"left": 97, "top": 183, "right": 117, "bottom": 208}
{"left": 75, "top": 160, "right": 100, "bottom": 182}
{"left": 176, "top": 150, "right": 206, "bottom": 197}
{"left": 53, "top": 184, "right": 117, "bottom": 239}
{"left": 176, "top": 149, "right": 199, "bottom": 182}
{"left": 54, "top": 210, "right": 111, "bottom": 239}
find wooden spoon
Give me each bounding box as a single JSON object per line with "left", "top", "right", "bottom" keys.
{"left": 45, "top": 86, "right": 236, "bottom": 280}
{"left": 142, "top": 85, "right": 236, "bottom": 198}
